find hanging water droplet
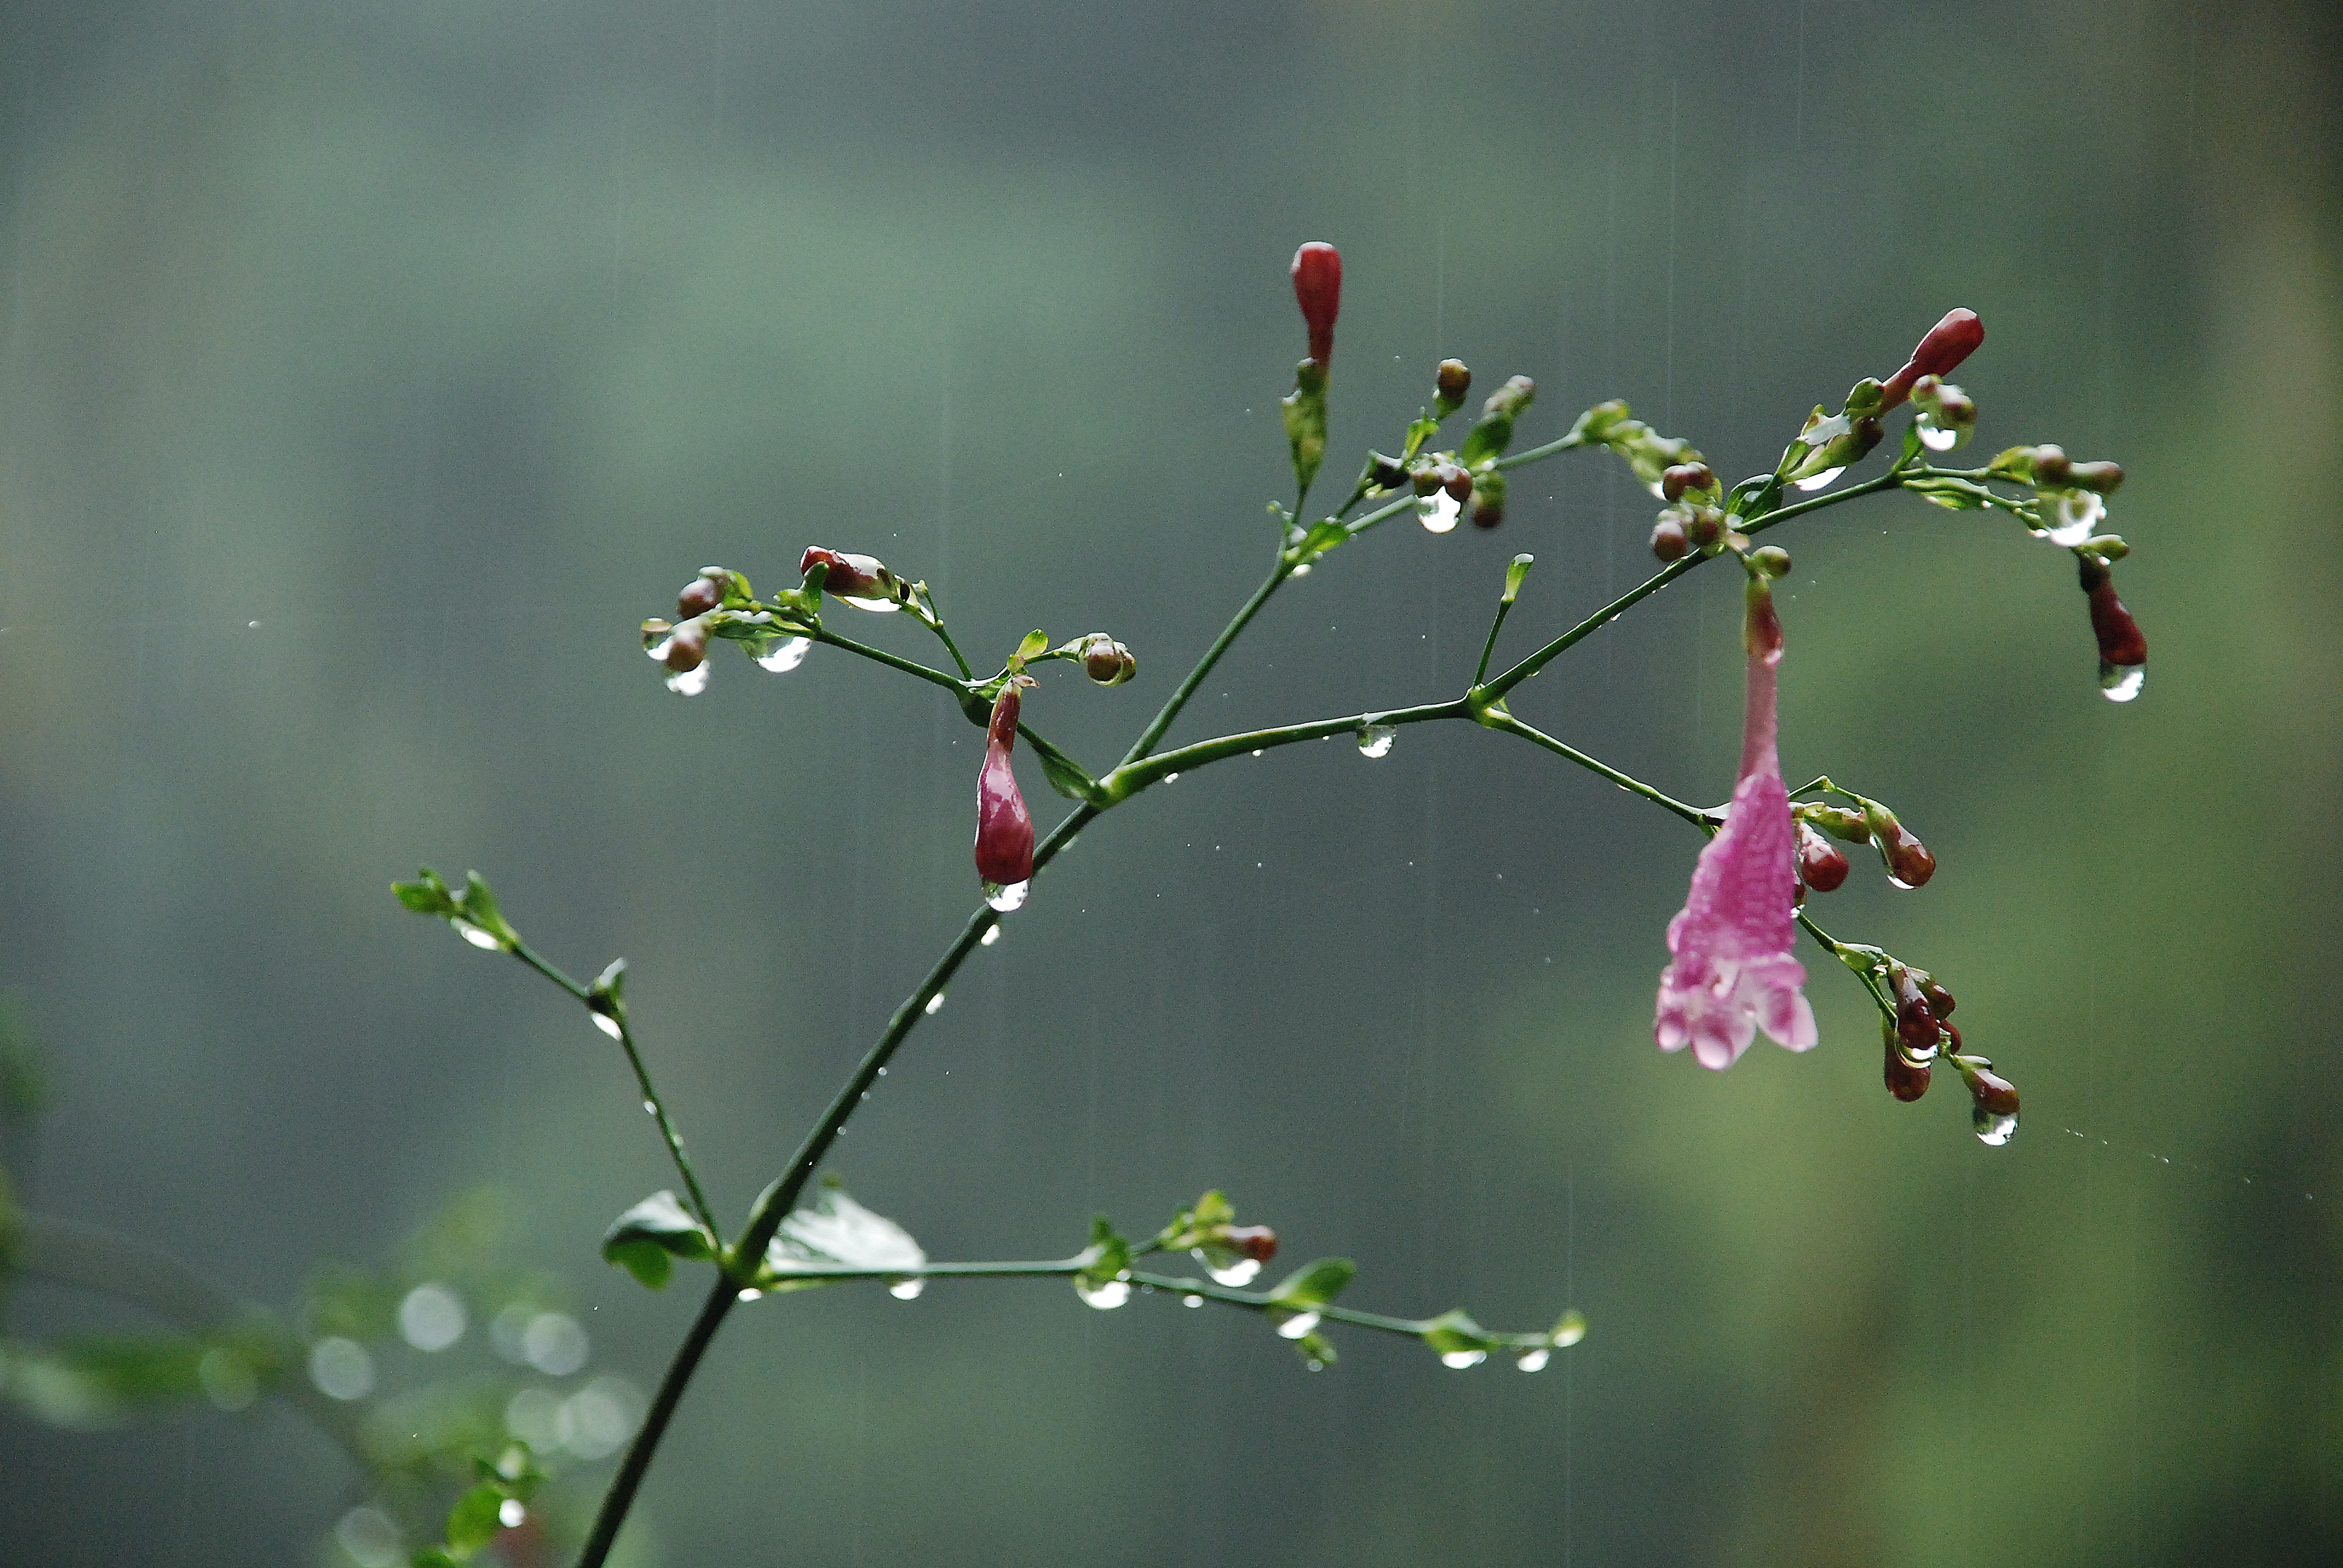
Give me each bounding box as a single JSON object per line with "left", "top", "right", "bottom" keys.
{"left": 737, "top": 1287, "right": 764, "bottom": 1302}
{"left": 1886, "top": 872, "right": 1919, "bottom": 891}
{"left": 836, "top": 592, "right": 901, "bottom": 613}
{"left": 1919, "top": 422, "right": 1960, "bottom": 452}
{"left": 888, "top": 1277, "right": 925, "bottom": 1301}
{"left": 1196, "top": 1250, "right": 1260, "bottom": 1287}
{"left": 2039, "top": 490, "right": 2104, "bottom": 547}
{"left": 498, "top": 1499, "right": 527, "bottom": 1529}
{"left": 1515, "top": 1347, "right": 1551, "bottom": 1373}
{"left": 1182, "top": 1294, "right": 1204, "bottom": 1308}
{"left": 451, "top": 919, "right": 503, "bottom": 950}
{"left": 1305, "top": 1356, "right": 1327, "bottom": 1371}
{"left": 1076, "top": 1276, "right": 1133, "bottom": 1310}
{"left": 1290, "top": 562, "right": 1312, "bottom": 577}
{"left": 1163, "top": 772, "right": 1179, "bottom": 783}
{"left": 1794, "top": 466, "right": 1846, "bottom": 492}
{"left": 2100, "top": 662, "right": 2145, "bottom": 702}
{"left": 665, "top": 663, "right": 712, "bottom": 696}
{"left": 592, "top": 1013, "right": 622, "bottom": 1040}
{"left": 756, "top": 636, "right": 813, "bottom": 673}
{"left": 1417, "top": 492, "right": 1463, "bottom": 533}
{"left": 1251, "top": 748, "right": 1264, "bottom": 757}
{"left": 1357, "top": 724, "right": 1397, "bottom": 759}
{"left": 985, "top": 880, "right": 1029, "bottom": 912}
{"left": 644, "top": 635, "right": 675, "bottom": 663}
{"left": 980, "top": 924, "right": 1002, "bottom": 946}
{"left": 641, "top": 1099, "right": 657, "bottom": 1116}
{"left": 1439, "top": 1350, "right": 1488, "bottom": 1370}
{"left": 1276, "top": 1311, "right": 1322, "bottom": 1341}
{"left": 923, "top": 991, "right": 946, "bottom": 1016}
{"left": 1552, "top": 1312, "right": 1587, "bottom": 1347}
{"left": 1974, "top": 1106, "right": 2019, "bottom": 1146}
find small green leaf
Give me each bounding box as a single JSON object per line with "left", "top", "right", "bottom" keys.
{"left": 1402, "top": 414, "right": 1441, "bottom": 461}
{"left": 1420, "top": 1308, "right": 1495, "bottom": 1357}
{"left": 1012, "top": 628, "right": 1051, "bottom": 668}
{"left": 393, "top": 868, "right": 457, "bottom": 917}
{"left": 758, "top": 1177, "right": 926, "bottom": 1291}
{"left": 1074, "top": 1215, "right": 1131, "bottom": 1297}
{"left": 1460, "top": 411, "right": 1514, "bottom": 467}
{"left": 601, "top": 1192, "right": 718, "bottom": 1291}
{"left": 1030, "top": 737, "right": 1101, "bottom": 803}
{"left": 1267, "top": 1257, "right": 1355, "bottom": 1310}
{"left": 1501, "top": 554, "right": 1535, "bottom": 606}
{"left": 443, "top": 1482, "right": 506, "bottom": 1558}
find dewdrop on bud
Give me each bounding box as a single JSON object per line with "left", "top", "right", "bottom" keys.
{"left": 1471, "top": 469, "right": 1507, "bottom": 529}
{"left": 1887, "top": 963, "right": 1941, "bottom": 1057}
{"left": 1650, "top": 515, "right": 1692, "bottom": 562}
{"left": 1861, "top": 802, "right": 1935, "bottom": 889}
{"left": 1749, "top": 545, "right": 1792, "bottom": 578}
{"left": 1883, "top": 1017, "right": 1932, "bottom": 1102}
{"left": 661, "top": 617, "right": 709, "bottom": 673}
{"left": 677, "top": 573, "right": 725, "bottom": 618}
{"left": 801, "top": 547, "right": 902, "bottom": 612}
{"left": 1919, "top": 975, "right": 1957, "bottom": 1021}
{"left": 975, "top": 681, "right": 1035, "bottom": 906}
{"left": 1291, "top": 242, "right": 1342, "bottom": 365}
{"left": 1660, "top": 462, "right": 1717, "bottom": 503}
{"left": 1881, "top": 308, "right": 1985, "bottom": 410}
{"left": 1081, "top": 634, "right": 1136, "bottom": 687}
{"left": 2078, "top": 556, "right": 2148, "bottom": 701}
{"left": 1223, "top": 1226, "right": 1277, "bottom": 1264}
{"left": 1440, "top": 463, "right": 1473, "bottom": 505}
{"left": 1434, "top": 359, "right": 1472, "bottom": 417}
{"left": 1796, "top": 821, "right": 1849, "bottom": 892}
{"left": 1952, "top": 1052, "right": 2020, "bottom": 1145}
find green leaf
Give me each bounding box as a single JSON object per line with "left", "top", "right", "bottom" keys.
{"left": 1030, "top": 737, "right": 1101, "bottom": 803}
{"left": 453, "top": 873, "right": 519, "bottom": 949}
{"left": 601, "top": 1192, "right": 718, "bottom": 1291}
{"left": 443, "top": 1483, "right": 506, "bottom": 1558}
{"left": 1267, "top": 1257, "right": 1355, "bottom": 1311}
{"left": 1501, "top": 554, "right": 1535, "bottom": 606}
{"left": 758, "top": 1177, "right": 926, "bottom": 1292}
{"left": 1402, "top": 414, "right": 1441, "bottom": 462}
{"left": 1013, "top": 629, "right": 1050, "bottom": 667}
{"left": 1074, "top": 1215, "right": 1131, "bottom": 1296}
{"left": 393, "top": 868, "right": 457, "bottom": 917}
{"left": 1419, "top": 1308, "right": 1495, "bottom": 1358}
{"left": 1460, "top": 411, "right": 1515, "bottom": 467}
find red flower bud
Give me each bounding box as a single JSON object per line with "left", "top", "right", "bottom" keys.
{"left": 1881, "top": 309, "right": 1984, "bottom": 409}
{"left": 677, "top": 575, "right": 725, "bottom": 618}
{"left": 661, "top": 616, "right": 709, "bottom": 673}
{"left": 1861, "top": 802, "right": 1935, "bottom": 889}
{"left": 2078, "top": 557, "right": 2147, "bottom": 667}
{"left": 1291, "top": 242, "right": 1342, "bottom": 365}
{"left": 1796, "top": 821, "right": 1849, "bottom": 891}
{"left": 1650, "top": 515, "right": 1691, "bottom": 561}
{"left": 1369, "top": 451, "right": 1409, "bottom": 491}
{"left": 1660, "top": 462, "right": 1716, "bottom": 503}
{"left": 1440, "top": 462, "right": 1473, "bottom": 505}
{"left": 1883, "top": 1021, "right": 1931, "bottom": 1102}
{"left": 800, "top": 547, "right": 900, "bottom": 610}
{"left": 1434, "top": 358, "right": 1472, "bottom": 414}
{"left": 1919, "top": 975, "right": 1956, "bottom": 1020}
{"left": 1222, "top": 1224, "right": 1278, "bottom": 1264}
{"left": 975, "top": 684, "right": 1035, "bottom": 905}
{"left": 1889, "top": 963, "right": 1941, "bottom": 1055}
{"left": 1953, "top": 1047, "right": 2019, "bottom": 1145}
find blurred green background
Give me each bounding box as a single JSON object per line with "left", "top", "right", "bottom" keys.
{"left": 2, "top": 0, "right": 2338, "bottom": 1563}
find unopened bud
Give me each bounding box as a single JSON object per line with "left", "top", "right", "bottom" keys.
{"left": 1291, "top": 242, "right": 1342, "bottom": 365}
{"left": 801, "top": 546, "right": 900, "bottom": 608}
{"left": 2065, "top": 460, "right": 2124, "bottom": 494}
{"left": 677, "top": 574, "right": 724, "bottom": 618}
{"left": 1888, "top": 963, "right": 1941, "bottom": 1056}
{"left": 1470, "top": 469, "right": 1507, "bottom": 529}
{"left": 1660, "top": 462, "right": 1716, "bottom": 502}
{"left": 1749, "top": 545, "right": 1792, "bottom": 578}
{"left": 1081, "top": 634, "right": 1121, "bottom": 684}
{"left": 1434, "top": 359, "right": 1472, "bottom": 417}
{"left": 1683, "top": 504, "right": 1724, "bottom": 550}
{"left": 1797, "top": 821, "right": 1849, "bottom": 892}
{"left": 1952, "top": 1050, "right": 2020, "bottom": 1143}
{"left": 1370, "top": 451, "right": 1409, "bottom": 491}
{"left": 975, "top": 684, "right": 1035, "bottom": 895}
{"left": 1483, "top": 374, "right": 1536, "bottom": 420}
{"left": 1222, "top": 1224, "right": 1278, "bottom": 1264}
{"left": 1861, "top": 802, "right": 1936, "bottom": 889}
{"left": 1883, "top": 1018, "right": 1932, "bottom": 1102}
{"left": 1918, "top": 975, "right": 1956, "bottom": 1020}
{"left": 1795, "top": 802, "right": 1871, "bottom": 843}
{"left": 1440, "top": 463, "right": 1473, "bottom": 505}
{"left": 2079, "top": 534, "right": 2129, "bottom": 563}
{"left": 2077, "top": 556, "right": 2148, "bottom": 683}
{"left": 1650, "top": 515, "right": 1691, "bottom": 561}
{"left": 1882, "top": 308, "right": 1985, "bottom": 408}
{"left": 661, "top": 616, "right": 710, "bottom": 673}
{"left": 1411, "top": 463, "right": 1442, "bottom": 497}
{"left": 2028, "top": 444, "right": 2073, "bottom": 487}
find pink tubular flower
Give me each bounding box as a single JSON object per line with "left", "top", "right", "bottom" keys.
{"left": 1653, "top": 577, "right": 1820, "bottom": 1069}
{"left": 1291, "top": 242, "right": 1342, "bottom": 365}
{"left": 975, "top": 682, "right": 1035, "bottom": 907}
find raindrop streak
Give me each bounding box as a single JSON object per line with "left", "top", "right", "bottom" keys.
{"left": 1196, "top": 1251, "right": 1260, "bottom": 1288}
{"left": 1417, "top": 492, "right": 1463, "bottom": 533}
{"left": 498, "top": 1500, "right": 527, "bottom": 1529}
{"left": 923, "top": 991, "right": 946, "bottom": 1016}
{"left": 888, "top": 1278, "right": 925, "bottom": 1301}
{"left": 985, "top": 880, "right": 1029, "bottom": 913}
{"left": 452, "top": 920, "right": 502, "bottom": 950}
{"left": 1276, "top": 1312, "right": 1322, "bottom": 1340}
{"left": 2100, "top": 664, "right": 2145, "bottom": 703}
{"left": 757, "top": 636, "right": 812, "bottom": 673}
{"left": 1794, "top": 466, "right": 1846, "bottom": 492}
{"left": 592, "top": 1013, "right": 623, "bottom": 1040}
{"left": 980, "top": 924, "right": 1002, "bottom": 946}
{"left": 666, "top": 664, "right": 712, "bottom": 696}
{"left": 1076, "top": 1277, "right": 1133, "bottom": 1310}
{"left": 1919, "top": 423, "right": 1960, "bottom": 452}
{"left": 1974, "top": 1107, "right": 2019, "bottom": 1147}
{"left": 1357, "top": 725, "right": 1397, "bottom": 759}
{"left": 1440, "top": 1350, "right": 1489, "bottom": 1370}
{"left": 1516, "top": 1348, "right": 1552, "bottom": 1373}
{"left": 1182, "top": 1294, "right": 1204, "bottom": 1308}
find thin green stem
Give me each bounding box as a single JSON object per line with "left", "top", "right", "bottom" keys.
{"left": 1476, "top": 710, "right": 1714, "bottom": 827}
{"left": 1099, "top": 700, "right": 1468, "bottom": 802}
{"left": 1490, "top": 428, "right": 1587, "bottom": 472}
{"left": 811, "top": 625, "right": 970, "bottom": 699}
{"left": 507, "top": 942, "right": 719, "bottom": 1239}
{"left": 1119, "top": 556, "right": 1288, "bottom": 765}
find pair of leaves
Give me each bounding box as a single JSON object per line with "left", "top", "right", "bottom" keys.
{"left": 392, "top": 869, "right": 517, "bottom": 952}
{"left": 601, "top": 1179, "right": 926, "bottom": 1295}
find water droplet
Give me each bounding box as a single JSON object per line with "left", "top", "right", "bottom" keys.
{"left": 644, "top": 635, "right": 675, "bottom": 662}
{"left": 1357, "top": 725, "right": 1397, "bottom": 759}
{"left": 1974, "top": 1106, "right": 2019, "bottom": 1146}
{"left": 2037, "top": 489, "right": 2104, "bottom": 547}
{"left": 1919, "top": 422, "right": 1960, "bottom": 452}
{"left": 592, "top": 1012, "right": 623, "bottom": 1040}
{"left": 246, "top": 619, "right": 261, "bottom": 630}
{"left": 985, "top": 880, "right": 1029, "bottom": 912}
{"left": 1794, "top": 466, "right": 1846, "bottom": 492}
{"left": 1515, "top": 1347, "right": 1552, "bottom": 1372}
{"left": 1886, "top": 873, "right": 1919, "bottom": 891}
{"left": 980, "top": 924, "right": 1002, "bottom": 946}
{"left": 1163, "top": 771, "right": 1180, "bottom": 783}
{"left": 1196, "top": 1250, "right": 1260, "bottom": 1287}
{"left": 2100, "top": 662, "right": 2144, "bottom": 702}
{"left": 1276, "top": 1311, "right": 1322, "bottom": 1340}
{"left": 737, "top": 1287, "right": 764, "bottom": 1302}
{"left": 666, "top": 662, "right": 712, "bottom": 696}
{"left": 923, "top": 991, "right": 946, "bottom": 1016}
{"left": 888, "top": 1277, "right": 926, "bottom": 1301}
{"left": 1182, "top": 1293, "right": 1204, "bottom": 1308}
{"left": 499, "top": 1499, "right": 528, "bottom": 1529}
{"left": 398, "top": 1283, "right": 468, "bottom": 1352}
{"left": 1290, "top": 562, "right": 1312, "bottom": 577}
{"left": 452, "top": 919, "right": 503, "bottom": 950}
{"left": 557, "top": 1376, "right": 643, "bottom": 1460}
{"left": 837, "top": 593, "right": 902, "bottom": 613}
{"left": 1417, "top": 492, "right": 1463, "bottom": 533}
{"left": 1251, "top": 748, "right": 1264, "bottom": 757}
{"left": 1305, "top": 1356, "right": 1327, "bottom": 1371}
{"left": 309, "top": 1337, "right": 376, "bottom": 1400}
{"left": 642, "top": 1099, "right": 657, "bottom": 1116}
{"left": 756, "top": 636, "right": 812, "bottom": 673}
{"left": 1076, "top": 1276, "right": 1133, "bottom": 1310}
{"left": 1439, "top": 1350, "right": 1488, "bottom": 1370}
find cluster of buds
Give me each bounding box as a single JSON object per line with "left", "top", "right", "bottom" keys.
{"left": 1380, "top": 363, "right": 1538, "bottom": 532}
{"left": 1151, "top": 1190, "right": 1279, "bottom": 1287}
{"left": 1786, "top": 379, "right": 1887, "bottom": 488}
{"left": 1648, "top": 460, "right": 1725, "bottom": 561}
{"left": 1794, "top": 795, "right": 1935, "bottom": 892}
{"left": 1460, "top": 374, "right": 1536, "bottom": 528}
{"left": 641, "top": 567, "right": 753, "bottom": 694}
{"left": 1907, "top": 374, "right": 1978, "bottom": 452}
{"left": 1990, "top": 443, "right": 2126, "bottom": 547}
{"left": 1881, "top": 959, "right": 1956, "bottom": 1096}
{"left": 1573, "top": 400, "right": 1706, "bottom": 497}
{"left": 1076, "top": 632, "right": 1137, "bottom": 687}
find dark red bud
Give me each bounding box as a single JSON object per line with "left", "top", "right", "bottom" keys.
{"left": 1370, "top": 451, "right": 1409, "bottom": 491}
{"left": 1797, "top": 821, "right": 1850, "bottom": 892}
{"left": 1958, "top": 1051, "right": 2020, "bottom": 1121}
{"left": 2067, "top": 460, "right": 2125, "bottom": 494}
{"left": 1435, "top": 358, "right": 1472, "bottom": 410}
{"left": 800, "top": 546, "right": 895, "bottom": 604}
{"left": 1883, "top": 309, "right": 1985, "bottom": 408}
{"left": 1441, "top": 463, "right": 1473, "bottom": 505}
{"left": 1660, "top": 462, "right": 1716, "bottom": 502}
{"left": 1884, "top": 1025, "right": 1932, "bottom": 1102}
{"left": 662, "top": 617, "right": 709, "bottom": 673}
{"left": 677, "top": 575, "right": 724, "bottom": 618}
{"left": 1889, "top": 964, "right": 1940, "bottom": 1054}
{"left": 2078, "top": 558, "right": 2148, "bottom": 667}
{"left": 1650, "top": 517, "right": 1691, "bottom": 561}
{"left": 1291, "top": 242, "right": 1342, "bottom": 365}
{"left": 1864, "top": 808, "right": 1935, "bottom": 889}
{"left": 1685, "top": 505, "right": 1724, "bottom": 550}
{"left": 1472, "top": 499, "right": 1504, "bottom": 529}
{"left": 1223, "top": 1224, "right": 1278, "bottom": 1264}
{"left": 975, "top": 687, "right": 1035, "bottom": 890}
{"left": 1919, "top": 976, "right": 1956, "bottom": 1020}
{"left": 2030, "top": 444, "right": 2073, "bottom": 486}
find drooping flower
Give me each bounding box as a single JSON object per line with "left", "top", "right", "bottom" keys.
{"left": 1654, "top": 576, "right": 1820, "bottom": 1069}
{"left": 975, "top": 680, "right": 1035, "bottom": 910}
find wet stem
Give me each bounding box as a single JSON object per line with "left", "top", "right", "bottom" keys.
{"left": 563, "top": 440, "right": 1921, "bottom": 1567}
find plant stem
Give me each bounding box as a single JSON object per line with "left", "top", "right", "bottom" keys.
{"left": 1475, "top": 710, "right": 1714, "bottom": 826}
{"left": 1118, "top": 555, "right": 1288, "bottom": 765}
